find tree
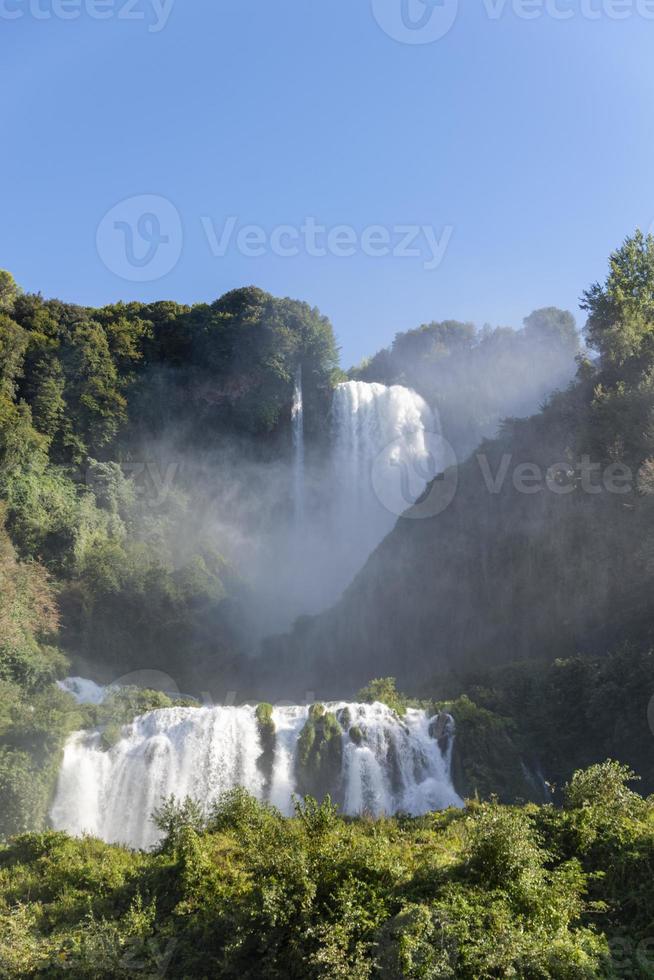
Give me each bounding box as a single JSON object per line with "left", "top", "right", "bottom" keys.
{"left": 0, "top": 507, "right": 61, "bottom": 689}
{"left": 0, "top": 314, "right": 27, "bottom": 398}
{"left": 564, "top": 759, "right": 643, "bottom": 817}
{"left": 0, "top": 270, "right": 20, "bottom": 312}
{"left": 582, "top": 230, "right": 654, "bottom": 373}
{"left": 59, "top": 320, "right": 127, "bottom": 455}
{"left": 523, "top": 306, "right": 579, "bottom": 354}
{"left": 356, "top": 677, "right": 407, "bottom": 716}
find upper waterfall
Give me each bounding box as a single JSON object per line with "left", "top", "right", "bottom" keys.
{"left": 215, "top": 379, "right": 445, "bottom": 637}
{"left": 327, "top": 380, "right": 441, "bottom": 590}
{"left": 50, "top": 699, "right": 462, "bottom": 850}
{"left": 291, "top": 364, "right": 305, "bottom": 523}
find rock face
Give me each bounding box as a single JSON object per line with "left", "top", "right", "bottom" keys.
{"left": 429, "top": 712, "right": 455, "bottom": 754}
{"left": 295, "top": 704, "right": 343, "bottom": 802}
{"left": 255, "top": 703, "right": 276, "bottom": 790}
{"left": 444, "top": 697, "right": 545, "bottom": 804}
{"left": 262, "top": 417, "right": 645, "bottom": 701}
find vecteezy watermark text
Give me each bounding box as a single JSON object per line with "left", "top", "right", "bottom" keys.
{"left": 372, "top": 439, "right": 648, "bottom": 520}
{"left": 201, "top": 216, "right": 453, "bottom": 270}
{"left": 0, "top": 0, "right": 174, "bottom": 30}
{"left": 371, "top": 0, "right": 654, "bottom": 45}
{"left": 96, "top": 194, "right": 454, "bottom": 281}
{"left": 482, "top": 0, "right": 654, "bottom": 20}
{"left": 476, "top": 453, "right": 634, "bottom": 496}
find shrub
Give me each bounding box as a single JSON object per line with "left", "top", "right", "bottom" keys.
{"left": 356, "top": 678, "right": 407, "bottom": 717}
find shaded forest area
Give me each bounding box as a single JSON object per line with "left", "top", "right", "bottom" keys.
{"left": 271, "top": 233, "right": 654, "bottom": 709}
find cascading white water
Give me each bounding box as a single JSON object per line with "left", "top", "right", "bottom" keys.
{"left": 328, "top": 381, "right": 441, "bottom": 589}
{"left": 291, "top": 365, "right": 305, "bottom": 523}
{"left": 337, "top": 702, "right": 460, "bottom": 817}
{"left": 241, "top": 379, "right": 442, "bottom": 629}
{"left": 50, "top": 698, "right": 462, "bottom": 850}
{"left": 57, "top": 676, "right": 110, "bottom": 705}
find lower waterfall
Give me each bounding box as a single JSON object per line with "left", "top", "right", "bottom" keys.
{"left": 50, "top": 700, "right": 462, "bottom": 849}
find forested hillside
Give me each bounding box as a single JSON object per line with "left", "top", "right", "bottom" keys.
{"left": 2, "top": 234, "right": 654, "bottom": 843}
{"left": 0, "top": 264, "right": 581, "bottom": 701}
{"left": 0, "top": 278, "right": 339, "bottom": 686}
{"left": 271, "top": 233, "right": 654, "bottom": 705}
{"left": 0, "top": 279, "right": 340, "bottom": 836}
{"left": 351, "top": 307, "right": 579, "bottom": 458}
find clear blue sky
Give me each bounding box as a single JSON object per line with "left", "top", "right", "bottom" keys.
{"left": 1, "top": 0, "right": 653, "bottom": 367}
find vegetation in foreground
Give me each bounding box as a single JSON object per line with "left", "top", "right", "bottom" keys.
{"left": 0, "top": 762, "right": 652, "bottom": 979}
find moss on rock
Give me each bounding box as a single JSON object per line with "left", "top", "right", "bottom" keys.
{"left": 349, "top": 725, "right": 363, "bottom": 746}
{"left": 338, "top": 707, "right": 352, "bottom": 729}
{"left": 100, "top": 721, "right": 124, "bottom": 752}
{"left": 442, "top": 696, "right": 543, "bottom": 803}
{"left": 296, "top": 704, "right": 343, "bottom": 802}
{"left": 255, "top": 703, "right": 276, "bottom": 789}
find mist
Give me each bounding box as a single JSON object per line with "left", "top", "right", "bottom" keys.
{"left": 105, "top": 306, "right": 581, "bottom": 696}
{"left": 351, "top": 308, "right": 580, "bottom": 460}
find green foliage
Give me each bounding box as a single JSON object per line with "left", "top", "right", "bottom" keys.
{"left": 293, "top": 794, "right": 339, "bottom": 836}
{"left": 2, "top": 771, "right": 650, "bottom": 977}
{"left": 99, "top": 687, "right": 178, "bottom": 723}
{"left": 0, "top": 270, "right": 20, "bottom": 312}
{"left": 524, "top": 306, "right": 579, "bottom": 353}
{"left": 441, "top": 648, "right": 654, "bottom": 798}
{"left": 0, "top": 512, "right": 76, "bottom": 840}
{"left": 375, "top": 903, "right": 459, "bottom": 978}
{"left": 152, "top": 795, "right": 206, "bottom": 853}
{"left": 463, "top": 800, "right": 548, "bottom": 894}
{"left": 255, "top": 702, "right": 276, "bottom": 788}
{"left": 207, "top": 786, "right": 281, "bottom": 835}
{"left": 561, "top": 761, "right": 648, "bottom": 860}
{"left": 582, "top": 230, "right": 654, "bottom": 373}
{"left": 357, "top": 677, "right": 408, "bottom": 717}
{"left": 352, "top": 309, "right": 579, "bottom": 458}
{"left": 0, "top": 749, "right": 53, "bottom": 839}
{"left": 564, "top": 760, "right": 643, "bottom": 815}
{"left": 0, "top": 280, "right": 341, "bottom": 699}
{"left": 349, "top": 725, "right": 363, "bottom": 746}
{"left": 88, "top": 688, "right": 193, "bottom": 750}
{"left": 296, "top": 705, "right": 343, "bottom": 801}
{"left": 442, "top": 695, "right": 542, "bottom": 803}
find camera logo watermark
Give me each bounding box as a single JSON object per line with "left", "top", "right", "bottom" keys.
{"left": 371, "top": 0, "right": 459, "bottom": 43}
{"left": 372, "top": 432, "right": 459, "bottom": 518}
{"left": 96, "top": 196, "right": 453, "bottom": 280}
{"left": 372, "top": 446, "right": 647, "bottom": 520}
{"left": 371, "top": 0, "right": 654, "bottom": 44}
{"left": 81, "top": 458, "right": 181, "bottom": 508}
{"left": 96, "top": 194, "right": 183, "bottom": 282}
{"left": 0, "top": 0, "right": 174, "bottom": 30}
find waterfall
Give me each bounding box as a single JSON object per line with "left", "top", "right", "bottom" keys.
{"left": 328, "top": 380, "right": 441, "bottom": 588}
{"left": 234, "top": 378, "right": 442, "bottom": 630}
{"left": 50, "top": 697, "right": 462, "bottom": 849}
{"left": 291, "top": 365, "right": 305, "bottom": 523}
{"left": 57, "top": 676, "right": 109, "bottom": 705}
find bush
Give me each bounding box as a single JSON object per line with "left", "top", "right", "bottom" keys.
{"left": 152, "top": 795, "right": 206, "bottom": 853}
{"left": 0, "top": 768, "right": 633, "bottom": 978}
{"left": 564, "top": 760, "right": 643, "bottom": 817}
{"left": 357, "top": 677, "right": 407, "bottom": 717}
